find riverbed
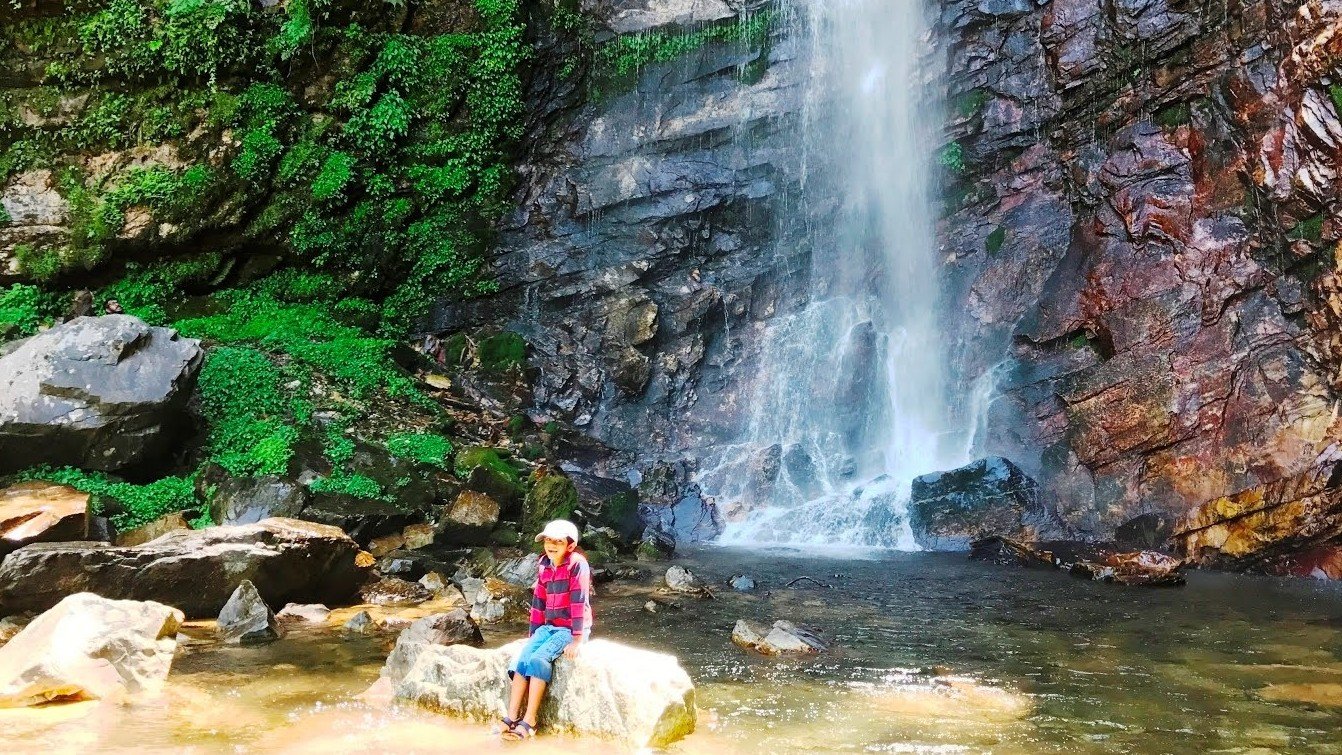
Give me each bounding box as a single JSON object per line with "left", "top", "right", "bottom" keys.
{"left": 5, "top": 547, "right": 1342, "bottom": 753}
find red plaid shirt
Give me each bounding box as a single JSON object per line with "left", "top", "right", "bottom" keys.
{"left": 529, "top": 552, "right": 593, "bottom": 639}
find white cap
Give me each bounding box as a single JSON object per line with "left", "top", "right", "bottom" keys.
{"left": 535, "top": 519, "right": 580, "bottom": 544}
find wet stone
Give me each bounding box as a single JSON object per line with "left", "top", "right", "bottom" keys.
{"left": 217, "top": 580, "right": 284, "bottom": 645}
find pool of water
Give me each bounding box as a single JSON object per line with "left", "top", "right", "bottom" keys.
{"left": 5, "top": 548, "right": 1342, "bottom": 753}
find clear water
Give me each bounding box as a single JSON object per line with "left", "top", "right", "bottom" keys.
{"left": 9, "top": 551, "right": 1342, "bottom": 753}
{"left": 705, "top": 0, "right": 963, "bottom": 547}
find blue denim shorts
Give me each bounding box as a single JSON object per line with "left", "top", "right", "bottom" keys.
{"left": 508, "top": 625, "right": 573, "bottom": 683}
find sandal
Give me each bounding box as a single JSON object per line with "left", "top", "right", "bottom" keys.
{"left": 495, "top": 716, "right": 519, "bottom": 734}
{"left": 501, "top": 720, "right": 536, "bottom": 741}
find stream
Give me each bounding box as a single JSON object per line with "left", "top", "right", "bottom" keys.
{"left": 7, "top": 548, "right": 1342, "bottom": 753}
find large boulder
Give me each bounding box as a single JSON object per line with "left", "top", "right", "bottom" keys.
{"left": 523, "top": 471, "right": 578, "bottom": 537}
{"left": 207, "top": 474, "right": 308, "bottom": 526}
{"left": 908, "top": 457, "right": 1061, "bottom": 551}
{"left": 568, "top": 470, "right": 642, "bottom": 542}
{"left": 0, "top": 481, "right": 88, "bottom": 556}
{"left": 0, "top": 593, "right": 183, "bottom": 707}
{"left": 0, "top": 315, "right": 203, "bottom": 474}
{"left": 384, "top": 635, "right": 695, "bottom": 748}
{"left": 435, "top": 490, "right": 500, "bottom": 545}
{"left": 380, "top": 609, "right": 483, "bottom": 681}
{"left": 0, "top": 517, "right": 368, "bottom": 618}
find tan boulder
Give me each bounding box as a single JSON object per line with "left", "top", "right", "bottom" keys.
{"left": 384, "top": 635, "right": 695, "bottom": 749}
{"left": 0, "top": 593, "right": 183, "bottom": 707}
{"left": 0, "top": 482, "right": 88, "bottom": 555}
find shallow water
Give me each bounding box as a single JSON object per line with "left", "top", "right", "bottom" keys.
{"left": 6, "top": 549, "right": 1342, "bottom": 753}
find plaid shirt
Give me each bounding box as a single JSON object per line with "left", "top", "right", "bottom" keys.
{"left": 529, "top": 552, "right": 593, "bottom": 639}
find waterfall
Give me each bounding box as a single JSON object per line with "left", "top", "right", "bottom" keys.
{"left": 701, "top": 0, "right": 962, "bottom": 549}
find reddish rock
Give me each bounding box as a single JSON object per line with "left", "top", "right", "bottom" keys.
{"left": 0, "top": 482, "right": 87, "bottom": 556}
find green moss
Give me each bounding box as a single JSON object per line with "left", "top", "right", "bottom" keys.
{"left": 938, "top": 142, "right": 966, "bottom": 173}
{"left": 14, "top": 244, "right": 62, "bottom": 282}
{"left": 386, "top": 431, "right": 453, "bottom": 468}
{"left": 16, "top": 465, "right": 198, "bottom": 531}
{"left": 455, "top": 445, "right": 519, "bottom": 484}
{"left": 952, "top": 88, "right": 990, "bottom": 119}
{"left": 477, "top": 331, "right": 526, "bottom": 371}
{"left": 1330, "top": 84, "right": 1342, "bottom": 116}
{"left": 594, "top": 12, "right": 772, "bottom": 79}
{"left": 985, "top": 226, "right": 1006, "bottom": 255}
{"left": 523, "top": 472, "right": 577, "bottom": 535}
{"left": 1288, "top": 212, "right": 1325, "bottom": 243}
{"left": 1153, "top": 101, "right": 1191, "bottom": 129}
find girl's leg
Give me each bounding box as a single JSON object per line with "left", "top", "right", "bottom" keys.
{"left": 520, "top": 627, "right": 573, "bottom": 727}
{"left": 522, "top": 677, "right": 547, "bottom": 727}
{"left": 507, "top": 672, "right": 528, "bottom": 723}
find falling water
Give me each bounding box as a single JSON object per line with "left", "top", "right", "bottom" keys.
{"left": 704, "top": 0, "right": 962, "bottom": 548}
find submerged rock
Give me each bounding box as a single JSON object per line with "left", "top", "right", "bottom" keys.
{"left": 1070, "top": 551, "right": 1186, "bottom": 586}
{"left": 729, "top": 574, "right": 757, "bottom": 592}
{"left": 217, "top": 580, "right": 284, "bottom": 644}
{"left": 0, "top": 593, "right": 183, "bottom": 707}
{"left": 0, "top": 315, "right": 203, "bottom": 474}
{"left": 383, "top": 635, "right": 695, "bottom": 748}
{"left": 360, "top": 577, "right": 433, "bottom": 607}
{"left": 343, "top": 610, "right": 375, "bottom": 634}
{"left": 909, "top": 457, "right": 1061, "bottom": 551}
{"left": 276, "top": 603, "right": 331, "bottom": 624}
{"left": 731, "top": 619, "right": 827, "bottom": 655}
{"left": 0, "top": 482, "right": 88, "bottom": 556}
{"left": 0, "top": 517, "right": 368, "bottom": 618}
{"left": 972, "top": 536, "right": 1186, "bottom": 586}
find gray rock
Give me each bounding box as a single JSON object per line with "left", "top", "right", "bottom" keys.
{"left": 209, "top": 475, "right": 308, "bottom": 525}
{"left": 217, "top": 580, "right": 284, "bottom": 644}
{"left": 731, "top": 619, "right": 827, "bottom": 655}
{"left": 0, "top": 518, "right": 367, "bottom": 618}
{"left": 360, "top": 577, "right": 433, "bottom": 607}
{"left": 381, "top": 609, "right": 483, "bottom": 681}
{"left": 494, "top": 552, "right": 540, "bottom": 587}
{"left": 909, "top": 457, "right": 1062, "bottom": 551}
{"left": 728, "top": 574, "right": 756, "bottom": 592}
{"left": 435, "top": 491, "right": 501, "bottom": 545}
{"left": 275, "top": 603, "right": 331, "bottom": 624}
{"left": 343, "top": 610, "right": 375, "bottom": 634}
{"left": 0, "top": 315, "right": 203, "bottom": 474}
{"left": 664, "top": 565, "right": 702, "bottom": 593}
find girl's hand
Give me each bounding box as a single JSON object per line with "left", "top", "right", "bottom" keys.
{"left": 563, "top": 641, "right": 582, "bottom": 661}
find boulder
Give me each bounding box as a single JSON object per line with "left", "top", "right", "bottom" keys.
{"left": 635, "top": 529, "right": 675, "bottom": 562}
{"left": 113, "top": 511, "right": 189, "bottom": 546}
{"left": 360, "top": 577, "right": 433, "bottom": 607}
{"left": 402, "top": 523, "right": 435, "bottom": 550}
{"left": 468, "top": 577, "right": 529, "bottom": 624}
{"left": 0, "top": 593, "right": 183, "bottom": 706}
{"left": 207, "top": 474, "right": 307, "bottom": 526}
{"left": 909, "top": 457, "right": 1061, "bottom": 551}
{"left": 435, "top": 491, "right": 501, "bottom": 545}
{"left": 569, "top": 470, "right": 642, "bottom": 542}
{"left": 0, "top": 315, "right": 203, "bottom": 474}
{"left": 298, "top": 493, "right": 427, "bottom": 547}
{"left": 343, "top": 610, "right": 375, "bottom": 634}
{"left": 640, "top": 489, "right": 724, "bottom": 544}
{"left": 0, "top": 482, "right": 88, "bottom": 556}
{"left": 664, "top": 565, "right": 703, "bottom": 593}
{"left": 493, "top": 552, "right": 540, "bottom": 587}
{"left": 731, "top": 619, "right": 827, "bottom": 655}
{"left": 217, "top": 580, "right": 284, "bottom": 644}
{"left": 0, "top": 517, "right": 367, "bottom": 618}
{"left": 276, "top": 603, "right": 331, "bottom": 624}
{"left": 523, "top": 471, "right": 578, "bottom": 536}
{"left": 383, "top": 635, "right": 695, "bottom": 748}
{"left": 380, "top": 609, "right": 483, "bottom": 681}
{"left": 0, "top": 616, "right": 25, "bottom": 645}
{"left": 1070, "top": 551, "right": 1186, "bottom": 586}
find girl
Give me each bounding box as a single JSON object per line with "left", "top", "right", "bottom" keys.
{"left": 501, "top": 518, "right": 593, "bottom": 740}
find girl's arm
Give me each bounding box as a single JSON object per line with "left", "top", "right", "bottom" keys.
{"left": 527, "top": 578, "right": 544, "bottom": 636}
{"left": 567, "top": 559, "right": 592, "bottom": 641}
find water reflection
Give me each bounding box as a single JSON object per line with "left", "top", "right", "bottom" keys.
{"left": 4, "top": 548, "right": 1342, "bottom": 753}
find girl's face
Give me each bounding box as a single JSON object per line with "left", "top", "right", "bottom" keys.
{"left": 542, "top": 536, "right": 573, "bottom": 562}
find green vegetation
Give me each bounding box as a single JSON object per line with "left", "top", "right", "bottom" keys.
{"left": 386, "top": 431, "right": 453, "bottom": 468}
{"left": 477, "top": 330, "right": 526, "bottom": 371}
{"left": 1153, "top": 101, "right": 1191, "bottom": 129}
{"left": 1288, "top": 212, "right": 1325, "bottom": 243}
{"left": 938, "top": 142, "right": 966, "bottom": 174}
{"left": 593, "top": 12, "right": 773, "bottom": 91}
{"left": 985, "top": 225, "right": 1006, "bottom": 254}
{"left": 197, "top": 346, "right": 299, "bottom": 477}
{"left": 1330, "top": 84, "right": 1342, "bottom": 116}
{"left": 15, "top": 465, "right": 198, "bottom": 531}
{"left": 455, "top": 445, "right": 520, "bottom": 484}
{"left": 952, "top": 88, "right": 990, "bottom": 119}
{"left": 0, "top": 283, "right": 50, "bottom": 336}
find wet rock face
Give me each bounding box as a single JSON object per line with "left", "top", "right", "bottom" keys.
{"left": 937, "top": 0, "right": 1342, "bottom": 542}
{"left": 426, "top": 0, "right": 808, "bottom": 463}
{"left": 909, "top": 457, "right": 1063, "bottom": 550}
{"left": 0, "top": 315, "right": 203, "bottom": 475}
